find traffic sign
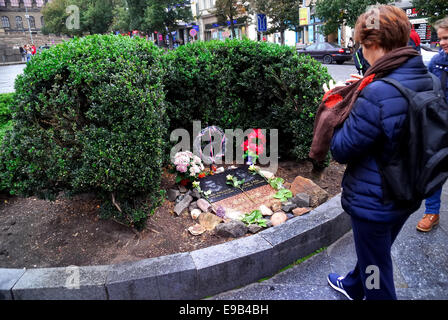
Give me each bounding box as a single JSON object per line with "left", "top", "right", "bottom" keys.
{"left": 189, "top": 29, "right": 197, "bottom": 37}
{"left": 257, "top": 14, "right": 267, "bottom": 32}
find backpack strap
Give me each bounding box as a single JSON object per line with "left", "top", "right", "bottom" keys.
{"left": 379, "top": 73, "right": 443, "bottom": 101}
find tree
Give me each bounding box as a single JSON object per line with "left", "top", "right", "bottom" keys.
{"left": 127, "top": 0, "right": 148, "bottom": 30}
{"left": 412, "top": 0, "right": 448, "bottom": 24}
{"left": 110, "top": 0, "right": 132, "bottom": 32}
{"left": 314, "top": 0, "right": 392, "bottom": 37}
{"left": 142, "top": 0, "right": 193, "bottom": 49}
{"left": 41, "top": 0, "right": 121, "bottom": 36}
{"left": 251, "top": 0, "right": 302, "bottom": 45}
{"left": 213, "top": 0, "right": 252, "bottom": 40}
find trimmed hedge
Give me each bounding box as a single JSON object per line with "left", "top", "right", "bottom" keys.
{"left": 0, "top": 35, "right": 167, "bottom": 229}
{"left": 162, "top": 39, "right": 331, "bottom": 161}
{"left": 0, "top": 93, "right": 13, "bottom": 143}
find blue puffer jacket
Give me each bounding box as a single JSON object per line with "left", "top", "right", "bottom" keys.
{"left": 330, "top": 55, "right": 433, "bottom": 223}
{"left": 428, "top": 49, "right": 448, "bottom": 98}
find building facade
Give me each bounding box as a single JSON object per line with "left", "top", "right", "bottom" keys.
{"left": 0, "top": 0, "right": 50, "bottom": 34}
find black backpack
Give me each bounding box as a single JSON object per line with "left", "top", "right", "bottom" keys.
{"left": 375, "top": 73, "right": 448, "bottom": 202}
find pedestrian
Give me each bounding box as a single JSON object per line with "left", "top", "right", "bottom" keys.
{"left": 31, "top": 44, "right": 36, "bottom": 55}
{"left": 25, "top": 44, "right": 32, "bottom": 63}
{"left": 310, "top": 5, "right": 434, "bottom": 300}
{"left": 416, "top": 17, "right": 448, "bottom": 232}
{"left": 353, "top": 47, "right": 371, "bottom": 76}
{"left": 348, "top": 37, "right": 354, "bottom": 53}
{"left": 19, "top": 45, "right": 26, "bottom": 62}
{"left": 409, "top": 26, "right": 421, "bottom": 53}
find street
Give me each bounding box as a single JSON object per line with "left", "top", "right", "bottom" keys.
{"left": 0, "top": 62, "right": 357, "bottom": 94}
{"left": 0, "top": 64, "right": 25, "bottom": 94}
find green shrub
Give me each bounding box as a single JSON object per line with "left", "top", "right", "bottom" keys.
{"left": 162, "top": 39, "right": 331, "bottom": 160}
{"left": 0, "top": 35, "right": 167, "bottom": 229}
{"left": 0, "top": 93, "right": 14, "bottom": 142}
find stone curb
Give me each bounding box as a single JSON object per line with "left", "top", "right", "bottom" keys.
{"left": 0, "top": 193, "right": 351, "bottom": 300}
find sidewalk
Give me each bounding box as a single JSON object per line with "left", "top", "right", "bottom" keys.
{"left": 211, "top": 184, "right": 448, "bottom": 300}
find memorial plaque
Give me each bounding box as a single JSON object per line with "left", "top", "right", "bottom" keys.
{"left": 199, "top": 166, "right": 267, "bottom": 203}
{"left": 199, "top": 166, "right": 281, "bottom": 216}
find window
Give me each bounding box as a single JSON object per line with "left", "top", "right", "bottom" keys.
{"left": 1, "top": 16, "right": 10, "bottom": 28}
{"left": 15, "top": 16, "right": 23, "bottom": 29}
{"left": 0, "top": 1, "right": 6, "bottom": 8}
{"left": 28, "top": 15, "right": 35, "bottom": 28}
{"left": 10, "top": 0, "right": 19, "bottom": 7}
{"left": 36, "top": 0, "right": 44, "bottom": 7}
{"left": 24, "top": 0, "right": 32, "bottom": 7}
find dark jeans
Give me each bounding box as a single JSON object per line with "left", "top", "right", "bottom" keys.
{"left": 341, "top": 214, "right": 409, "bottom": 300}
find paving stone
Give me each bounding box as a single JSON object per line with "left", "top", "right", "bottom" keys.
{"left": 265, "top": 251, "right": 333, "bottom": 286}
{"left": 106, "top": 252, "right": 197, "bottom": 300}
{"left": 190, "top": 234, "right": 275, "bottom": 298}
{"left": 0, "top": 268, "right": 26, "bottom": 300}
{"left": 210, "top": 283, "right": 345, "bottom": 300}
{"left": 12, "top": 266, "right": 108, "bottom": 300}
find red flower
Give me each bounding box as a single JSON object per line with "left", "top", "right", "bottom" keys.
{"left": 180, "top": 179, "right": 189, "bottom": 186}
{"left": 241, "top": 140, "right": 249, "bottom": 152}
{"left": 248, "top": 129, "right": 266, "bottom": 144}
{"left": 198, "top": 172, "right": 206, "bottom": 179}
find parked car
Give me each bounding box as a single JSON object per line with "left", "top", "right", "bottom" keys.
{"left": 297, "top": 42, "right": 352, "bottom": 64}
{"left": 420, "top": 45, "right": 439, "bottom": 67}
{"left": 37, "top": 45, "right": 50, "bottom": 53}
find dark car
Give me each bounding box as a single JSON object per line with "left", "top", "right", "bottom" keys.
{"left": 297, "top": 42, "right": 352, "bottom": 64}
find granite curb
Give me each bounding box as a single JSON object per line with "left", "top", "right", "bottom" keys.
{"left": 0, "top": 193, "right": 351, "bottom": 300}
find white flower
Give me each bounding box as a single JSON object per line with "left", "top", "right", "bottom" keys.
{"left": 226, "top": 174, "right": 233, "bottom": 181}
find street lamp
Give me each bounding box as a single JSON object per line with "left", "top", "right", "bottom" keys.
{"left": 25, "top": 5, "right": 34, "bottom": 45}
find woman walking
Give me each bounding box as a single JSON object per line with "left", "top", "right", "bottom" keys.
{"left": 310, "top": 5, "right": 435, "bottom": 299}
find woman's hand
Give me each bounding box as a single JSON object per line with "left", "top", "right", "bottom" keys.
{"left": 323, "top": 79, "right": 346, "bottom": 93}
{"left": 345, "top": 74, "right": 363, "bottom": 85}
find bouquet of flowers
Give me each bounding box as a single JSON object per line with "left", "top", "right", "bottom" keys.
{"left": 241, "top": 129, "right": 266, "bottom": 165}
{"left": 173, "top": 151, "right": 206, "bottom": 186}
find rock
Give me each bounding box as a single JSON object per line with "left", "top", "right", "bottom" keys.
{"left": 175, "top": 194, "right": 185, "bottom": 204}
{"left": 292, "top": 207, "right": 312, "bottom": 216}
{"left": 228, "top": 165, "right": 238, "bottom": 170}
{"left": 173, "top": 195, "right": 193, "bottom": 216}
{"left": 286, "top": 213, "right": 295, "bottom": 220}
{"left": 290, "top": 176, "right": 329, "bottom": 207}
{"left": 271, "top": 212, "right": 288, "bottom": 226}
{"left": 271, "top": 202, "right": 282, "bottom": 212}
{"left": 189, "top": 201, "right": 199, "bottom": 212}
{"left": 283, "top": 182, "right": 292, "bottom": 189}
{"left": 291, "top": 193, "right": 310, "bottom": 207}
{"left": 199, "top": 212, "right": 223, "bottom": 231}
{"left": 197, "top": 198, "right": 211, "bottom": 212}
{"left": 248, "top": 224, "right": 263, "bottom": 234}
{"left": 188, "top": 224, "right": 206, "bottom": 236}
{"left": 167, "top": 189, "right": 181, "bottom": 202}
{"left": 190, "top": 209, "right": 202, "bottom": 220}
{"left": 215, "top": 220, "right": 248, "bottom": 238}
{"left": 259, "top": 205, "right": 273, "bottom": 216}
{"left": 259, "top": 170, "right": 275, "bottom": 179}
{"left": 191, "top": 188, "right": 201, "bottom": 199}
{"left": 215, "top": 167, "right": 225, "bottom": 174}
{"left": 281, "top": 201, "right": 297, "bottom": 213}
{"left": 225, "top": 210, "right": 245, "bottom": 221}
{"left": 178, "top": 185, "right": 188, "bottom": 193}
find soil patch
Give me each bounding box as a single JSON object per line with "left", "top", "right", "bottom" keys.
{"left": 0, "top": 160, "right": 345, "bottom": 268}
